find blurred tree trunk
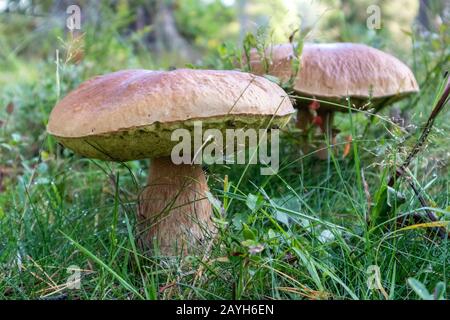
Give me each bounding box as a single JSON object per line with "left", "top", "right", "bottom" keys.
{"left": 134, "top": 0, "right": 195, "bottom": 63}
{"left": 417, "top": 0, "right": 449, "bottom": 32}
{"left": 153, "top": 0, "right": 194, "bottom": 61}
{"left": 238, "top": 0, "right": 248, "bottom": 43}
{"left": 417, "top": 0, "right": 431, "bottom": 30}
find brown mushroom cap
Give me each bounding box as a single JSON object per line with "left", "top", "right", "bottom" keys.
{"left": 47, "top": 69, "right": 294, "bottom": 161}
{"left": 248, "top": 43, "right": 419, "bottom": 106}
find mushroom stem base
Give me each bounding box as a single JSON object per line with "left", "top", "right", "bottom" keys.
{"left": 138, "top": 157, "right": 214, "bottom": 256}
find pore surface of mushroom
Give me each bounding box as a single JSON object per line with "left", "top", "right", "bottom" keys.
{"left": 47, "top": 69, "right": 294, "bottom": 255}
{"left": 248, "top": 43, "right": 419, "bottom": 158}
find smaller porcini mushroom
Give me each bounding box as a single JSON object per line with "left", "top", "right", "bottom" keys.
{"left": 47, "top": 69, "right": 294, "bottom": 256}
{"left": 247, "top": 43, "right": 419, "bottom": 159}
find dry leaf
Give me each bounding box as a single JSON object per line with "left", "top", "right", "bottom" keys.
{"left": 342, "top": 135, "right": 353, "bottom": 158}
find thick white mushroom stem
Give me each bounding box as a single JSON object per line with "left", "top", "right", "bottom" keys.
{"left": 296, "top": 108, "right": 336, "bottom": 160}
{"left": 138, "top": 157, "right": 214, "bottom": 256}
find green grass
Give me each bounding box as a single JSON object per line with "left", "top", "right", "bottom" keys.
{"left": 0, "top": 9, "right": 449, "bottom": 300}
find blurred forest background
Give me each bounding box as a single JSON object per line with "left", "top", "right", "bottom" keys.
{"left": 0, "top": 0, "right": 448, "bottom": 80}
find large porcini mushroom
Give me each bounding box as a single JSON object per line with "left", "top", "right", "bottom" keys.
{"left": 47, "top": 69, "right": 294, "bottom": 255}
{"left": 247, "top": 43, "right": 419, "bottom": 158}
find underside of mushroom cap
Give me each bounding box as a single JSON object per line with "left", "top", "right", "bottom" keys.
{"left": 54, "top": 113, "right": 291, "bottom": 161}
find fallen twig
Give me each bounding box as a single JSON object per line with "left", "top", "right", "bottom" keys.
{"left": 388, "top": 76, "right": 450, "bottom": 187}
{"left": 389, "top": 75, "right": 449, "bottom": 238}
